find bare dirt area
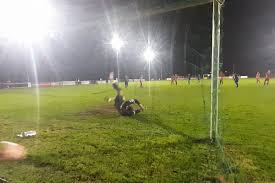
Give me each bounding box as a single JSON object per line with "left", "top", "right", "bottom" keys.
{"left": 76, "top": 105, "right": 117, "bottom": 117}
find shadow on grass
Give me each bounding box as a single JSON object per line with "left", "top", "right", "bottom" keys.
{"left": 24, "top": 155, "right": 102, "bottom": 182}
{"left": 21, "top": 112, "right": 221, "bottom": 183}
{"left": 24, "top": 154, "right": 61, "bottom": 169}
{"left": 133, "top": 113, "right": 212, "bottom": 146}
{"left": 72, "top": 105, "right": 119, "bottom": 120}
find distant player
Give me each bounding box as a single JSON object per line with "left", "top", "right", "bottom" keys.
{"left": 109, "top": 72, "right": 114, "bottom": 83}
{"left": 171, "top": 75, "right": 174, "bottom": 85}
{"left": 139, "top": 74, "right": 143, "bottom": 88}
{"left": 220, "top": 71, "right": 224, "bottom": 85}
{"left": 125, "top": 75, "right": 129, "bottom": 88}
{"left": 171, "top": 74, "right": 178, "bottom": 85}
{"left": 110, "top": 83, "right": 144, "bottom": 116}
{"left": 264, "top": 70, "right": 271, "bottom": 86}
{"left": 171, "top": 74, "right": 175, "bottom": 85}
{"left": 187, "top": 74, "right": 191, "bottom": 85}
{"left": 233, "top": 73, "right": 239, "bottom": 88}
{"left": 197, "top": 74, "right": 201, "bottom": 83}
{"left": 256, "top": 72, "right": 261, "bottom": 84}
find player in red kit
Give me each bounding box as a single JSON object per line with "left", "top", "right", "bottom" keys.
{"left": 171, "top": 74, "right": 178, "bottom": 85}
{"left": 139, "top": 74, "right": 143, "bottom": 88}
{"left": 264, "top": 70, "right": 271, "bottom": 86}
{"left": 171, "top": 75, "right": 174, "bottom": 85}
{"left": 256, "top": 72, "right": 260, "bottom": 84}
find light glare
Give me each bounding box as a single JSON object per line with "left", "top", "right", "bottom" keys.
{"left": 144, "top": 47, "right": 156, "bottom": 62}
{"left": 0, "top": 0, "right": 56, "bottom": 43}
{"left": 111, "top": 34, "right": 124, "bottom": 52}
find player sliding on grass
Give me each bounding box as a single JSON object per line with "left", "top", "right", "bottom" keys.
{"left": 109, "top": 83, "right": 144, "bottom": 116}
{"left": 264, "top": 70, "right": 271, "bottom": 86}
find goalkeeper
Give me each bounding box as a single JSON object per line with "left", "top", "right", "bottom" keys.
{"left": 110, "top": 83, "right": 144, "bottom": 116}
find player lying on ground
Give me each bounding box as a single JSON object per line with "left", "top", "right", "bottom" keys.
{"left": 108, "top": 83, "right": 144, "bottom": 116}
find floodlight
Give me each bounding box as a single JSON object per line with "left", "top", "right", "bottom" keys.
{"left": 143, "top": 46, "right": 156, "bottom": 96}
{"left": 110, "top": 33, "right": 124, "bottom": 83}
{"left": 0, "top": 0, "right": 57, "bottom": 43}
{"left": 144, "top": 47, "right": 156, "bottom": 62}
{"left": 111, "top": 33, "right": 124, "bottom": 52}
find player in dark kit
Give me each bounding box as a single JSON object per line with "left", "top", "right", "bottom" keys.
{"left": 188, "top": 74, "right": 191, "bottom": 85}
{"left": 233, "top": 73, "right": 240, "bottom": 88}
{"left": 197, "top": 74, "right": 201, "bottom": 83}
{"left": 220, "top": 71, "right": 224, "bottom": 85}
{"left": 124, "top": 75, "right": 129, "bottom": 88}
{"left": 111, "top": 83, "right": 144, "bottom": 116}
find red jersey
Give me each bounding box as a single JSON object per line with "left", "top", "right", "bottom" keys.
{"left": 220, "top": 72, "right": 224, "bottom": 80}
{"left": 256, "top": 73, "right": 260, "bottom": 79}
{"left": 266, "top": 71, "right": 271, "bottom": 79}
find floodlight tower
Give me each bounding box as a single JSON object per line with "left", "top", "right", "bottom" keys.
{"left": 111, "top": 33, "right": 124, "bottom": 84}
{"left": 144, "top": 46, "right": 156, "bottom": 96}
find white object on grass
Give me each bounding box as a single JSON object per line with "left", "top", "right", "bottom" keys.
{"left": 17, "top": 131, "right": 37, "bottom": 138}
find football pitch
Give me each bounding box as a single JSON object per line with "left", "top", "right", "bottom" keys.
{"left": 0, "top": 79, "right": 274, "bottom": 182}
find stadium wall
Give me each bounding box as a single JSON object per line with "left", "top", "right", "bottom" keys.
{"left": 1, "top": 77, "right": 251, "bottom": 89}
{"left": 0, "top": 79, "right": 133, "bottom": 89}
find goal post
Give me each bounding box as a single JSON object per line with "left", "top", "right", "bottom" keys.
{"left": 210, "top": 0, "right": 224, "bottom": 141}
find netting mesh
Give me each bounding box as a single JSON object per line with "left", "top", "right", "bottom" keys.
{"left": 2, "top": 0, "right": 274, "bottom": 182}
{"left": 210, "top": 0, "right": 238, "bottom": 180}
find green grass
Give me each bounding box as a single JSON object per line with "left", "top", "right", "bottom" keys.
{"left": 0, "top": 79, "right": 274, "bottom": 182}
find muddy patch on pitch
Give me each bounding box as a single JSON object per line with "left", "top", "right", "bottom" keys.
{"left": 76, "top": 105, "right": 117, "bottom": 117}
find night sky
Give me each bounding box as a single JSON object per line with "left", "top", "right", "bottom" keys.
{"left": 0, "top": 0, "right": 275, "bottom": 82}
{"left": 224, "top": 0, "right": 275, "bottom": 76}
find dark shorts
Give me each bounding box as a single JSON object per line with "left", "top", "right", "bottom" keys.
{"left": 120, "top": 99, "right": 141, "bottom": 116}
